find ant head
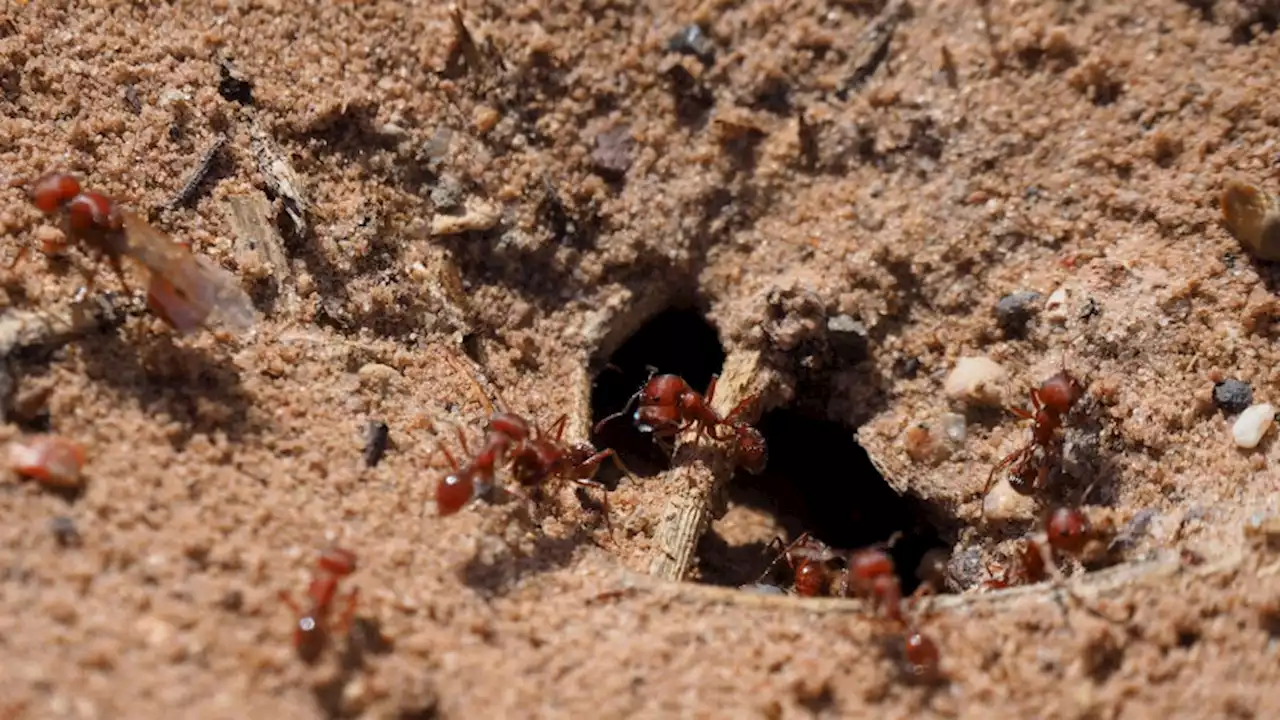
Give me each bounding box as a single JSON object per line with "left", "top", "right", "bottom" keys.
{"left": 849, "top": 547, "right": 895, "bottom": 581}
{"left": 903, "top": 631, "right": 941, "bottom": 680}
{"left": 65, "top": 192, "right": 120, "bottom": 232}
{"left": 29, "top": 173, "right": 81, "bottom": 214}
{"left": 640, "top": 374, "right": 687, "bottom": 406}
{"left": 1039, "top": 370, "right": 1084, "bottom": 413}
{"left": 487, "top": 412, "right": 530, "bottom": 442}
{"left": 1045, "top": 506, "right": 1091, "bottom": 554}
{"left": 635, "top": 403, "right": 681, "bottom": 433}
{"left": 317, "top": 547, "right": 358, "bottom": 576}
{"left": 793, "top": 562, "right": 827, "bottom": 597}
{"left": 733, "top": 425, "right": 768, "bottom": 475}
{"left": 435, "top": 470, "right": 476, "bottom": 516}
{"left": 294, "top": 616, "right": 326, "bottom": 664}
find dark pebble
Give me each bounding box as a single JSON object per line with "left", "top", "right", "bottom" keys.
{"left": 49, "top": 516, "right": 81, "bottom": 548}
{"left": 666, "top": 24, "right": 716, "bottom": 66}
{"left": 1213, "top": 378, "right": 1253, "bottom": 414}
{"left": 995, "top": 290, "right": 1042, "bottom": 333}
{"left": 364, "top": 420, "right": 390, "bottom": 467}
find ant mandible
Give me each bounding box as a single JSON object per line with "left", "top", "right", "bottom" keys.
{"left": 278, "top": 546, "right": 360, "bottom": 663}
{"left": 983, "top": 369, "right": 1085, "bottom": 508}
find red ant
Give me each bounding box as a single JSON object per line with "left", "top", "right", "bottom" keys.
{"left": 278, "top": 546, "right": 359, "bottom": 664}
{"left": 593, "top": 372, "right": 767, "bottom": 474}
{"left": 842, "top": 544, "right": 943, "bottom": 682}
{"left": 432, "top": 351, "right": 633, "bottom": 533}
{"left": 982, "top": 506, "right": 1115, "bottom": 589}
{"left": 16, "top": 172, "right": 255, "bottom": 335}
{"left": 983, "top": 369, "right": 1085, "bottom": 508}
{"left": 758, "top": 532, "right": 842, "bottom": 597}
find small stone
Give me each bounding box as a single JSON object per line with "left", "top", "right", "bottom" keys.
{"left": 592, "top": 124, "right": 633, "bottom": 179}
{"left": 982, "top": 476, "right": 1036, "bottom": 522}
{"left": 939, "top": 412, "right": 967, "bottom": 443}
{"left": 363, "top": 420, "right": 390, "bottom": 467}
{"left": 944, "top": 356, "right": 1007, "bottom": 407}
{"left": 995, "top": 291, "right": 1042, "bottom": 333}
{"left": 666, "top": 24, "right": 716, "bottom": 66}
{"left": 1213, "top": 379, "right": 1253, "bottom": 414}
{"left": 1232, "top": 403, "right": 1275, "bottom": 449}
{"left": 357, "top": 363, "right": 402, "bottom": 392}
{"left": 430, "top": 197, "right": 500, "bottom": 236}
{"left": 430, "top": 175, "right": 464, "bottom": 212}
{"left": 1221, "top": 180, "right": 1280, "bottom": 261}
{"left": 827, "top": 314, "right": 868, "bottom": 359}
{"left": 1044, "top": 287, "right": 1070, "bottom": 323}
{"left": 49, "top": 516, "right": 82, "bottom": 548}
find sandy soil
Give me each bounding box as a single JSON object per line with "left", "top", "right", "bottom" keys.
{"left": 4, "top": 0, "right": 1280, "bottom": 718}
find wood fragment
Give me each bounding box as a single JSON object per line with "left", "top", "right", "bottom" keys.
{"left": 226, "top": 193, "right": 293, "bottom": 295}
{"left": 841, "top": 0, "right": 911, "bottom": 96}
{"left": 430, "top": 197, "right": 501, "bottom": 236}
{"left": 648, "top": 350, "right": 768, "bottom": 582}
{"left": 167, "top": 134, "right": 227, "bottom": 210}
{"left": 620, "top": 548, "right": 1236, "bottom": 616}
{"left": 0, "top": 303, "right": 116, "bottom": 360}
{"left": 248, "top": 121, "right": 310, "bottom": 237}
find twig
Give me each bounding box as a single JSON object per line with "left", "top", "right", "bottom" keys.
{"left": 167, "top": 134, "right": 227, "bottom": 210}
{"left": 248, "top": 120, "right": 310, "bottom": 237}
{"left": 226, "top": 192, "right": 293, "bottom": 297}
{"left": 647, "top": 350, "right": 768, "bottom": 581}
{"left": 840, "top": 0, "right": 912, "bottom": 97}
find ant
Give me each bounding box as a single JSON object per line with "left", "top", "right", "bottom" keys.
{"left": 594, "top": 372, "right": 767, "bottom": 474}
{"left": 841, "top": 544, "right": 943, "bottom": 682}
{"left": 7, "top": 434, "right": 87, "bottom": 490}
{"left": 278, "top": 546, "right": 360, "bottom": 664}
{"left": 983, "top": 369, "right": 1085, "bottom": 509}
{"left": 16, "top": 172, "right": 255, "bottom": 335}
{"left": 983, "top": 505, "right": 1116, "bottom": 589}
{"left": 432, "top": 351, "right": 633, "bottom": 533}
{"left": 757, "top": 532, "right": 842, "bottom": 597}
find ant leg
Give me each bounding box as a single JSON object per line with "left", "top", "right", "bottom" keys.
{"left": 1007, "top": 406, "right": 1034, "bottom": 421}
{"left": 703, "top": 375, "right": 720, "bottom": 405}
{"left": 546, "top": 414, "right": 569, "bottom": 443}
{"left": 337, "top": 587, "right": 360, "bottom": 637}
{"left": 108, "top": 255, "right": 131, "bottom": 295}
{"left": 571, "top": 477, "right": 613, "bottom": 541}
{"left": 454, "top": 425, "right": 472, "bottom": 458}
{"left": 277, "top": 589, "right": 304, "bottom": 616}
{"left": 982, "top": 444, "right": 1032, "bottom": 508}
{"left": 723, "top": 393, "right": 760, "bottom": 426}
{"left": 593, "top": 391, "right": 642, "bottom": 435}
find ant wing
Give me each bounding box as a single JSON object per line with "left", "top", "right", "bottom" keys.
{"left": 121, "top": 212, "right": 256, "bottom": 335}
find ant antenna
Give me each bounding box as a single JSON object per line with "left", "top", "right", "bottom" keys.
{"left": 753, "top": 532, "right": 812, "bottom": 585}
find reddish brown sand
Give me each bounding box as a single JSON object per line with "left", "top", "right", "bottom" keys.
{"left": 4, "top": 0, "right": 1280, "bottom": 718}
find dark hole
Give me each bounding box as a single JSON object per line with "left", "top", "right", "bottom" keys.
{"left": 590, "top": 306, "right": 725, "bottom": 480}
{"left": 705, "top": 408, "right": 948, "bottom": 594}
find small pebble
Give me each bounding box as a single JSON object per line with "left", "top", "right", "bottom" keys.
{"left": 827, "top": 314, "right": 869, "bottom": 359}
{"left": 1044, "top": 287, "right": 1070, "bottom": 323}
{"left": 939, "top": 412, "right": 967, "bottom": 443}
{"left": 1221, "top": 179, "right": 1280, "bottom": 261}
{"left": 49, "top": 516, "right": 81, "bottom": 548}
{"left": 430, "top": 197, "right": 500, "bottom": 236}
{"left": 1232, "top": 402, "right": 1275, "bottom": 449}
{"left": 995, "top": 290, "right": 1042, "bottom": 333}
{"left": 982, "top": 476, "right": 1036, "bottom": 522}
{"left": 1213, "top": 378, "right": 1253, "bottom": 414}
{"left": 944, "top": 356, "right": 1007, "bottom": 407}
{"left": 666, "top": 24, "right": 716, "bottom": 65}
{"left": 363, "top": 420, "right": 390, "bottom": 467}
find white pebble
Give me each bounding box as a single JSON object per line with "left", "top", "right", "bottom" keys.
{"left": 982, "top": 476, "right": 1036, "bottom": 522}
{"left": 1044, "top": 286, "right": 1069, "bottom": 323}
{"left": 940, "top": 412, "right": 967, "bottom": 443}
{"left": 944, "top": 356, "right": 1007, "bottom": 406}
{"left": 1233, "top": 403, "right": 1275, "bottom": 449}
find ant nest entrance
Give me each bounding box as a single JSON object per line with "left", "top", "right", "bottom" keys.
{"left": 697, "top": 408, "right": 953, "bottom": 598}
